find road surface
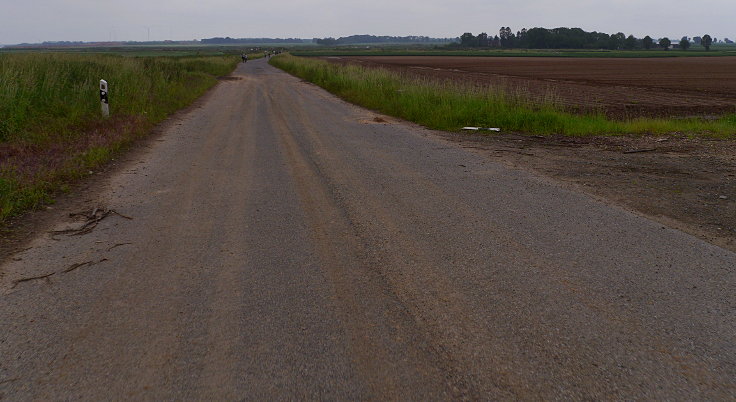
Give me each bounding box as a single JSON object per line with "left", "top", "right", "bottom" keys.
{"left": 1, "top": 58, "right": 735, "bottom": 399}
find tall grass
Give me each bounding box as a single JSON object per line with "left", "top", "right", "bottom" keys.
{"left": 0, "top": 53, "right": 239, "bottom": 221}
{"left": 0, "top": 53, "right": 237, "bottom": 142}
{"left": 269, "top": 54, "right": 736, "bottom": 137}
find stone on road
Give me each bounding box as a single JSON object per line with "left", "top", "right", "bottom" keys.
{"left": 1, "top": 59, "right": 734, "bottom": 400}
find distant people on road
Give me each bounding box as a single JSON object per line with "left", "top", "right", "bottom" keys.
{"left": 241, "top": 53, "right": 248, "bottom": 63}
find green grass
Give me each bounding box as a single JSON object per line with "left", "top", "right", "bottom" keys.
{"left": 269, "top": 54, "right": 736, "bottom": 137}
{"left": 0, "top": 52, "right": 240, "bottom": 221}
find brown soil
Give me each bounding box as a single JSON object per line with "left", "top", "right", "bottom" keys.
{"left": 327, "top": 56, "right": 736, "bottom": 118}
{"left": 437, "top": 131, "right": 736, "bottom": 252}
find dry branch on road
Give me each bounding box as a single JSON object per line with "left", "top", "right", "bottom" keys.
{"left": 52, "top": 208, "right": 133, "bottom": 236}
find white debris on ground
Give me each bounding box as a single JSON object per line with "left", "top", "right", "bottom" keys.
{"left": 462, "top": 127, "right": 501, "bottom": 132}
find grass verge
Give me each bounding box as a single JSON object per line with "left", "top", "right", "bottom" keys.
{"left": 269, "top": 54, "right": 736, "bottom": 138}
{"left": 0, "top": 52, "right": 240, "bottom": 222}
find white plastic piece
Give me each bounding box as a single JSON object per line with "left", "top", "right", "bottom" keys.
{"left": 462, "top": 127, "right": 501, "bottom": 132}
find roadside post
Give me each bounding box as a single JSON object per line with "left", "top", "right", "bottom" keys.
{"left": 100, "top": 79, "right": 109, "bottom": 117}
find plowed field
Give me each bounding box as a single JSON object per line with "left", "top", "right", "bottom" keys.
{"left": 326, "top": 56, "right": 736, "bottom": 118}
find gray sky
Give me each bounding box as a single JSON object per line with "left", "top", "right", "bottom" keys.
{"left": 0, "top": 0, "right": 733, "bottom": 44}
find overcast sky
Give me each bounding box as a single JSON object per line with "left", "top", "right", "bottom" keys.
{"left": 0, "top": 0, "right": 733, "bottom": 44}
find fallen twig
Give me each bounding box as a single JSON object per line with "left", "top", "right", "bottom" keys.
{"left": 53, "top": 208, "right": 133, "bottom": 236}
{"left": 623, "top": 148, "right": 657, "bottom": 154}
{"left": 493, "top": 149, "right": 536, "bottom": 156}
{"left": 11, "top": 273, "right": 55, "bottom": 289}
{"left": 110, "top": 210, "right": 133, "bottom": 220}
{"left": 63, "top": 258, "right": 108, "bottom": 274}
{"left": 107, "top": 242, "right": 132, "bottom": 251}
{"left": 69, "top": 208, "right": 97, "bottom": 220}
{"left": 63, "top": 261, "right": 93, "bottom": 273}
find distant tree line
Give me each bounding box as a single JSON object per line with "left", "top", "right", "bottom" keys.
{"left": 201, "top": 37, "right": 310, "bottom": 44}
{"left": 456, "top": 27, "right": 731, "bottom": 51}
{"left": 313, "top": 35, "right": 457, "bottom": 45}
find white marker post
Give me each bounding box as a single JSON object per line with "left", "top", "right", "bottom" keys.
{"left": 100, "top": 79, "right": 109, "bottom": 117}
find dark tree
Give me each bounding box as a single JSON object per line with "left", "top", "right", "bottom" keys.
{"left": 315, "top": 37, "right": 337, "bottom": 45}
{"left": 642, "top": 35, "right": 654, "bottom": 50}
{"left": 609, "top": 32, "right": 626, "bottom": 49}
{"left": 477, "top": 32, "right": 489, "bottom": 47}
{"left": 460, "top": 32, "right": 476, "bottom": 47}
{"left": 516, "top": 28, "right": 528, "bottom": 47}
{"left": 624, "top": 34, "right": 637, "bottom": 50}
{"left": 679, "top": 37, "right": 691, "bottom": 50}
{"left": 492, "top": 35, "right": 501, "bottom": 48}
{"left": 702, "top": 34, "right": 713, "bottom": 50}
{"left": 525, "top": 27, "right": 552, "bottom": 48}
{"left": 499, "top": 27, "right": 515, "bottom": 48}
{"left": 453, "top": 28, "right": 708, "bottom": 51}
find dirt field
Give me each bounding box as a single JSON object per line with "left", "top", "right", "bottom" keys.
{"left": 326, "top": 56, "right": 736, "bottom": 118}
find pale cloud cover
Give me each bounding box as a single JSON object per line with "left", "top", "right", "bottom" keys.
{"left": 0, "top": 0, "right": 733, "bottom": 44}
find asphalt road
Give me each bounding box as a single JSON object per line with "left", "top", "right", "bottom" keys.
{"left": 1, "top": 58, "right": 735, "bottom": 400}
